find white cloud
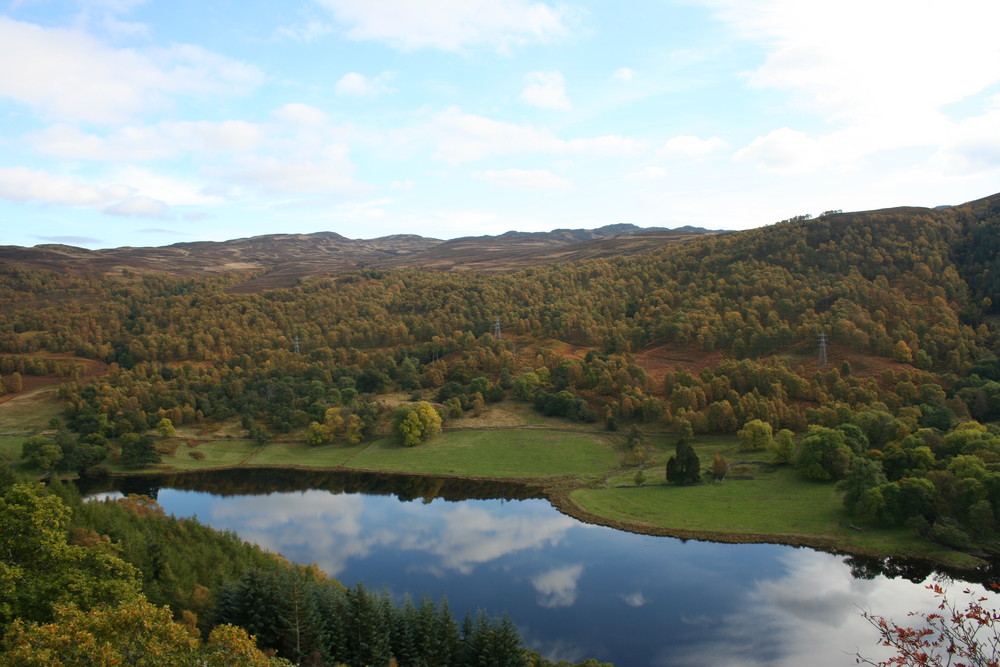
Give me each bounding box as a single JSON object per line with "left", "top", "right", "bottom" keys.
{"left": 220, "top": 148, "right": 361, "bottom": 196}
{"left": 666, "top": 549, "right": 994, "bottom": 667}
{"left": 275, "top": 20, "right": 334, "bottom": 42}
{"left": 0, "top": 17, "right": 263, "bottom": 123}
{"left": 272, "top": 103, "right": 331, "bottom": 126}
{"left": 29, "top": 120, "right": 263, "bottom": 161}
{"left": 0, "top": 167, "right": 105, "bottom": 206}
{"left": 662, "top": 135, "right": 729, "bottom": 158}
{"left": 203, "top": 491, "right": 579, "bottom": 580}
{"left": 566, "top": 134, "right": 646, "bottom": 155}
{"left": 531, "top": 563, "right": 584, "bottom": 608}
{"left": 621, "top": 591, "right": 647, "bottom": 607}
{"left": 313, "top": 0, "right": 572, "bottom": 52}
{"left": 476, "top": 168, "right": 571, "bottom": 189}
{"left": 712, "top": 0, "right": 1000, "bottom": 123}
{"left": 427, "top": 108, "right": 646, "bottom": 163}
{"left": 734, "top": 127, "right": 822, "bottom": 173}
{"left": 711, "top": 0, "right": 1000, "bottom": 180}
{"left": 104, "top": 195, "right": 169, "bottom": 218}
{"left": 625, "top": 166, "right": 668, "bottom": 181}
{"left": 926, "top": 101, "right": 1000, "bottom": 176}
{"left": 177, "top": 120, "right": 263, "bottom": 152}
{"left": 402, "top": 504, "right": 577, "bottom": 575}
{"left": 613, "top": 67, "right": 634, "bottom": 82}
{"left": 520, "top": 70, "right": 571, "bottom": 110}
{"left": 110, "top": 166, "right": 222, "bottom": 206}
{"left": 0, "top": 166, "right": 180, "bottom": 218}
{"left": 733, "top": 119, "right": 953, "bottom": 174}
{"left": 153, "top": 43, "right": 264, "bottom": 95}
{"left": 334, "top": 71, "right": 395, "bottom": 97}
{"left": 210, "top": 492, "right": 385, "bottom": 577}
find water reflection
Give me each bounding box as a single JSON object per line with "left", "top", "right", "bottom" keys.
{"left": 86, "top": 470, "right": 996, "bottom": 667}
{"left": 204, "top": 489, "right": 578, "bottom": 577}
{"left": 532, "top": 564, "right": 585, "bottom": 608}
{"left": 663, "top": 549, "right": 987, "bottom": 667}
{"left": 80, "top": 468, "right": 543, "bottom": 503}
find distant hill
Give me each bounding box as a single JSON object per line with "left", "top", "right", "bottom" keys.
{"left": 0, "top": 223, "right": 724, "bottom": 291}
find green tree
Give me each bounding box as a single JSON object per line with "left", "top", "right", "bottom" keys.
{"left": 21, "top": 436, "right": 63, "bottom": 472}
{"left": 513, "top": 371, "right": 541, "bottom": 401}
{"left": 445, "top": 397, "right": 463, "bottom": 418}
{"left": 397, "top": 411, "right": 424, "bottom": 447}
{"left": 119, "top": 433, "right": 161, "bottom": 468}
{"left": 305, "top": 421, "right": 330, "bottom": 446}
{"left": 155, "top": 417, "right": 175, "bottom": 438}
{"left": 0, "top": 484, "right": 141, "bottom": 634}
{"left": 795, "top": 426, "right": 853, "bottom": 480}
{"left": 768, "top": 428, "right": 796, "bottom": 464}
{"left": 0, "top": 597, "right": 290, "bottom": 667}
{"left": 2, "top": 372, "right": 22, "bottom": 394}
{"left": 674, "top": 418, "right": 694, "bottom": 439}
{"left": 666, "top": 440, "right": 701, "bottom": 485}
{"left": 838, "top": 457, "right": 888, "bottom": 516}
{"left": 738, "top": 419, "right": 773, "bottom": 451}
{"left": 392, "top": 401, "right": 443, "bottom": 447}
{"left": 893, "top": 340, "right": 914, "bottom": 363}
{"left": 343, "top": 414, "right": 364, "bottom": 444}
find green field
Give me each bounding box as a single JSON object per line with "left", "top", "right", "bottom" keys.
{"left": 571, "top": 463, "right": 978, "bottom": 568}
{"left": 142, "top": 427, "right": 621, "bottom": 479}
{"left": 343, "top": 428, "right": 619, "bottom": 478}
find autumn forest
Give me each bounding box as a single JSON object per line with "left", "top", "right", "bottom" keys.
{"left": 5, "top": 192, "right": 1000, "bottom": 664}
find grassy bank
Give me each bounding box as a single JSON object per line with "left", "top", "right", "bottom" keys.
{"left": 128, "top": 427, "right": 621, "bottom": 480}
{"left": 566, "top": 466, "right": 978, "bottom": 568}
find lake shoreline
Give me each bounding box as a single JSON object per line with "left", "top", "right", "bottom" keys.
{"left": 92, "top": 460, "right": 991, "bottom": 574}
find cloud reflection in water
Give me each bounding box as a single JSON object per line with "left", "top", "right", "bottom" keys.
{"left": 532, "top": 564, "right": 585, "bottom": 608}
{"left": 662, "top": 548, "right": 989, "bottom": 667}
{"left": 152, "top": 486, "right": 993, "bottom": 667}
{"left": 206, "top": 489, "right": 577, "bottom": 577}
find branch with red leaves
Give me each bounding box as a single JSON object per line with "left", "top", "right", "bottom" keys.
{"left": 857, "top": 584, "right": 1000, "bottom": 667}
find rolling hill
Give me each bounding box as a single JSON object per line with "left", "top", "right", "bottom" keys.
{"left": 0, "top": 223, "right": 722, "bottom": 291}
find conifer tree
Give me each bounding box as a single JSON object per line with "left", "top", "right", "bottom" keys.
{"left": 666, "top": 439, "right": 701, "bottom": 485}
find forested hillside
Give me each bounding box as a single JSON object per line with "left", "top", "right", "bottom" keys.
{"left": 5, "top": 192, "right": 1000, "bottom": 662}
{"left": 3, "top": 194, "right": 999, "bottom": 434}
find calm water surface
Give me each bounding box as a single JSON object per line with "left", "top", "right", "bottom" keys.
{"left": 96, "top": 472, "right": 991, "bottom": 667}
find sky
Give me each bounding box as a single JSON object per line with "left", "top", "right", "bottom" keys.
{"left": 2, "top": 0, "right": 1000, "bottom": 250}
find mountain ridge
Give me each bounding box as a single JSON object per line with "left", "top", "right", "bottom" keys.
{"left": 0, "top": 222, "right": 725, "bottom": 290}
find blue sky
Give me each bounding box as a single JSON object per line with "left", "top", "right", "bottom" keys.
{"left": 2, "top": 0, "right": 999, "bottom": 250}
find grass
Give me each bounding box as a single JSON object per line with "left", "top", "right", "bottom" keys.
{"left": 578, "top": 466, "right": 845, "bottom": 535}
{"left": 340, "top": 428, "right": 620, "bottom": 478}
{"left": 0, "top": 435, "right": 36, "bottom": 478}
{"left": 130, "top": 427, "right": 622, "bottom": 480}
{"left": 244, "top": 440, "right": 368, "bottom": 467}
{"left": 0, "top": 388, "right": 63, "bottom": 432}
{"left": 571, "top": 464, "right": 981, "bottom": 568}
{"left": 101, "top": 439, "right": 264, "bottom": 474}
